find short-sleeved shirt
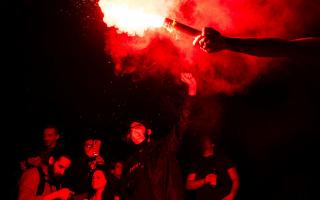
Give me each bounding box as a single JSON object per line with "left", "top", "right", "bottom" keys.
{"left": 188, "top": 155, "right": 234, "bottom": 200}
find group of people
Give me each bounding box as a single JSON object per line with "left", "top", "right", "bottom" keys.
{"left": 16, "top": 26, "right": 319, "bottom": 200}
{"left": 16, "top": 72, "right": 240, "bottom": 200}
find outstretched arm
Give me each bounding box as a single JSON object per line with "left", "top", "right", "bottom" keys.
{"left": 176, "top": 73, "right": 197, "bottom": 136}
{"left": 166, "top": 73, "right": 197, "bottom": 152}
{"left": 194, "top": 27, "right": 320, "bottom": 57}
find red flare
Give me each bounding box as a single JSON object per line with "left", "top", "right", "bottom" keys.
{"left": 164, "top": 18, "right": 201, "bottom": 36}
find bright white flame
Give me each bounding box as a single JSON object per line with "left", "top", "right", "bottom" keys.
{"left": 98, "top": 0, "right": 172, "bottom": 36}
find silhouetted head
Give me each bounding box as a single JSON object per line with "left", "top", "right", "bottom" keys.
{"left": 43, "top": 125, "right": 60, "bottom": 149}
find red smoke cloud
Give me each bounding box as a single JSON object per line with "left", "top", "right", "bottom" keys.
{"left": 101, "top": 0, "right": 320, "bottom": 95}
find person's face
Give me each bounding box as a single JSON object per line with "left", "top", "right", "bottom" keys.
{"left": 84, "top": 139, "right": 102, "bottom": 158}
{"left": 43, "top": 128, "right": 59, "bottom": 148}
{"left": 201, "top": 139, "right": 214, "bottom": 153}
{"left": 51, "top": 156, "right": 71, "bottom": 180}
{"left": 129, "top": 122, "right": 146, "bottom": 145}
{"left": 112, "top": 162, "right": 123, "bottom": 177}
{"left": 92, "top": 170, "right": 107, "bottom": 190}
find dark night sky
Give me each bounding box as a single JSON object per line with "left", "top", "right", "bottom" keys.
{"left": 9, "top": 0, "right": 320, "bottom": 199}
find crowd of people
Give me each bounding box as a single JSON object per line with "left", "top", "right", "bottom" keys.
{"left": 16, "top": 24, "right": 320, "bottom": 199}
{"left": 15, "top": 73, "right": 240, "bottom": 200}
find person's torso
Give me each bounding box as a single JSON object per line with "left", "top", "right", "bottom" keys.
{"left": 194, "top": 156, "right": 233, "bottom": 200}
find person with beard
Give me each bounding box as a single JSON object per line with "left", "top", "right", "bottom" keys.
{"left": 193, "top": 27, "right": 320, "bottom": 58}
{"left": 18, "top": 149, "right": 74, "bottom": 200}
{"left": 119, "top": 72, "right": 197, "bottom": 200}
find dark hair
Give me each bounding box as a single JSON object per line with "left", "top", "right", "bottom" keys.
{"left": 81, "top": 128, "right": 105, "bottom": 143}
{"left": 43, "top": 124, "right": 60, "bottom": 132}
{"left": 50, "top": 148, "right": 72, "bottom": 163}
{"left": 88, "top": 165, "right": 113, "bottom": 200}
{"left": 129, "top": 119, "right": 151, "bottom": 129}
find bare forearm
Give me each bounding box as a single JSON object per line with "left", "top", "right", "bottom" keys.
{"left": 42, "top": 192, "right": 59, "bottom": 200}
{"left": 227, "top": 167, "right": 240, "bottom": 198}
{"left": 225, "top": 37, "right": 320, "bottom": 57}
{"left": 18, "top": 191, "right": 44, "bottom": 200}
{"left": 228, "top": 178, "right": 240, "bottom": 197}
{"left": 19, "top": 191, "right": 62, "bottom": 200}
{"left": 186, "top": 179, "right": 206, "bottom": 190}
{"left": 225, "top": 37, "right": 292, "bottom": 57}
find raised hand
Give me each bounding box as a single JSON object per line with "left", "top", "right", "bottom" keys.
{"left": 181, "top": 72, "right": 197, "bottom": 96}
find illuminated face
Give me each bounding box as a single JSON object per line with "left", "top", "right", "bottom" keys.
{"left": 129, "top": 122, "right": 146, "bottom": 145}
{"left": 84, "top": 139, "right": 102, "bottom": 158}
{"left": 92, "top": 169, "right": 107, "bottom": 190}
{"left": 52, "top": 156, "right": 71, "bottom": 179}
{"left": 43, "top": 128, "right": 59, "bottom": 148}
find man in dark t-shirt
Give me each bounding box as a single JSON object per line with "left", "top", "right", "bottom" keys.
{"left": 186, "top": 136, "right": 240, "bottom": 200}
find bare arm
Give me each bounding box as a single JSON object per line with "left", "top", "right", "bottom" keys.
{"left": 186, "top": 172, "right": 217, "bottom": 190}
{"left": 224, "top": 37, "right": 320, "bottom": 57}
{"left": 165, "top": 73, "right": 197, "bottom": 153}
{"left": 177, "top": 72, "right": 197, "bottom": 135}
{"left": 18, "top": 168, "right": 43, "bottom": 200}
{"left": 222, "top": 167, "right": 240, "bottom": 200}
{"left": 194, "top": 27, "right": 320, "bottom": 57}
{"left": 186, "top": 173, "right": 206, "bottom": 190}
{"left": 42, "top": 189, "right": 74, "bottom": 200}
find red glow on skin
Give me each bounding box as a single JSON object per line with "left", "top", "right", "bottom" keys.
{"left": 129, "top": 122, "right": 146, "bottom": 144}
{"left": 52, "top": 156, "right": 71, "bottom": 177}
{"left": 84, "top": 139, "right": 102, "bottom": 158}
{"left": 102, "top": 0, "right": 319, "bottom": 94}
{"left": 92, "top": 170, "right": 107, "bottom": 191}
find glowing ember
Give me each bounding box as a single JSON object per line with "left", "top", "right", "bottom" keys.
{"left": 98, "top": 0, "right": 173, "bottom": 36}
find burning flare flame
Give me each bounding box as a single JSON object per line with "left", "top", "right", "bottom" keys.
{"left": 98, "top": 0, "right": 173, "bottom": 36}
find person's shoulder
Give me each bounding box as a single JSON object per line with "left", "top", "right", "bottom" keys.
{"left": 19, "top": 167, "right": 41, "bottom": 184}
{"left": 23, "top": 167, "right": 40, "bottom": 176}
